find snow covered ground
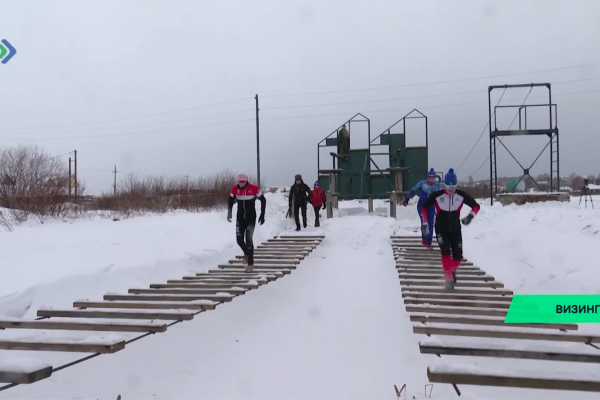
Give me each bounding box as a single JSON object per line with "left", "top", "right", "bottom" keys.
{"left": 0, "top": 193, "right": 598, "bottom": 399}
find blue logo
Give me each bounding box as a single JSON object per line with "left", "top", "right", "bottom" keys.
{"left": 0, "top": 40, "right": 17, "bottom": 64}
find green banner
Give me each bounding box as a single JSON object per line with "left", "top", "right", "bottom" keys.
{"left": 504, "top": 295, "right": 600, "bottom": 323}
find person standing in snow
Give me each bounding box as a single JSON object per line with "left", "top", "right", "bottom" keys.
{"left": 227, "top": 173, "right": 266, "bottom": 272}
{"left": 338, "top": 124, "right": 350, "bottom": 156}
{"left": 311, "top": 180, "right": 326, "bottom": 227}
{"left": 289, "top": 174, "right": 312, "bottom": 231}
{"left": 402, "top": 168, "right": 443, "bottom": 249}
{"left": 421, "top": 168, "right": 480, "bottom": 291}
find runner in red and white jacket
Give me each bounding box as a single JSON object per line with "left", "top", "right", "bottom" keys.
{"left": 421, "top": 168, "right": 480, "bottom": 291}
{"left": 227, "top": 173, "right": 266, "bottom": 271}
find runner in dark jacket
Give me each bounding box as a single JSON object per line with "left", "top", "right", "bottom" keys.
{"left": 421, "top": 168, "right": 480, "bottom": 291}
{"left": 289, "top": 174, "right": 312, "bottom": 231}
{"left": 227, "top": 173, "right": 266, "bottom": 271}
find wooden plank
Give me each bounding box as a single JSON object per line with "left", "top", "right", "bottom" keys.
{"left": 0, "top": 339, "right": 125, "bottom": 354}
{"left": 401, "top": 280, "right": 504, "bottom": 288}
{"left": 129, "top": 288, "right": 245, "bottom": 295}
{"left": 218, "top": 264, "right": 295, "bottom": 270}
{"left": 400, "top": 269, "right": 485, "bottom": 275}
{"left": 420, "top": 343, "right": 600, "bottom": 363}
{"left": 405, "top": 305, "right": 508, "bottom": 317}
{"left": 268, "top": 239, "right": 320, "bottom": 243}
{"left": 208, "top": 268, "right": 291, "bottom": 275}
{"left": 399, "top": 274, "right": 494, "bottom": 281}
{"left": 192, "top": 274, "right": 278, "bottom": 281}
{"left": 0, "top": 319, "right": 168, "bottom": 333}
{"left": 228, "top": 259, "right": 299, "bottom": 265}
{"left": 37, "top": 308, "right": 194, "bottom": 321}
{"left": 404, "top": 292, "right": 512, "bottom": 302}
{"left": 160, "top": 282, "right": 259, "bottom": 289}
{"left": 277, "top": 235, "right": 325, "bottom": 239}
{"left": 104, "top": 293, "right": 234, "bottom": 303}
{"left": 404, "top": 298, "right": 511, "bottom": 309}
{"left": 179, "top": 277, "right": 267, "bottom": 285}
{"left": 396, "top": 260, "right": 475, "bottom": 266}
{"left": 427, "top": 367, "right": 600, "bottom": 392}
{"left": 0, "top": 361, "right": 52, "bottom": 384}
{"left": 410, "top": 314, "right": 577, "bottom": 330}
{"left": 235, "top": 255, "right": 302, "bottom": 260}
{"left": 402, "top": 287, "right": 512, "bottom": 296}
{"left": 397, "top": 265, "right": 481, "bottom": 271}
{"left": 414, "top": 325, "right": 600, "bottom": 343}
{"left": 73, "top": 300, "right": 217, "bottom": 311}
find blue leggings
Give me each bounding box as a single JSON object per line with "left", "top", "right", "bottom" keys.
{"left": 418, "top": 206, "right": 436, "bottom": 245}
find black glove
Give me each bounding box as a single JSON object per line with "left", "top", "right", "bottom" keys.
{"left": 258, "top": 214, "right": 265, "bottom": 225}
{"left": 322, "top": 205, "right": 326, "bottom": 210}
{"left": 402, "top": 198, "right": 409, "bottom": 207}
{"left": 461, "top": 212, "right": 475, "bottom": 226}
{"left": 227, "top": 209, "right": 232, "bottom": 222}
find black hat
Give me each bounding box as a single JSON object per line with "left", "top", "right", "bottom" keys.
{"left": 295, "top": 174, "right": 302, "bottom": 181}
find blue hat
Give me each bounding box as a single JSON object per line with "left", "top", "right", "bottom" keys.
{"left": 314, "top": 180, "right": 320, "bottom": 186}
{"left": 427, "top": 168, "right": 436, "bottom": 178}
{"left": 444, "top": 168, "right": 457, "bottom": 185}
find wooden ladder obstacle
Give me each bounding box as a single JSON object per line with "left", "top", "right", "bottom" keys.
{"left": 0, "top": 235, "right": 324, "bottom": 389}
{"left": 391, "top": 234, "right": 600, "bottom": 395}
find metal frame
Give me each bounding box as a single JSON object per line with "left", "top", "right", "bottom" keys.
{"left": 488, "top": 83, "right": 559, "bottom": 205}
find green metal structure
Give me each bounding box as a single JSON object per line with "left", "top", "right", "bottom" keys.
{"left": 317, "top": 110, "right": 430, "bottom": 199}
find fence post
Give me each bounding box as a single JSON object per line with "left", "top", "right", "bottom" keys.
{"left": 390, "top": 191, "right": 397, "bottom": 218}
{"left": 368, "top": 198, "right": 373, "bottom": 213}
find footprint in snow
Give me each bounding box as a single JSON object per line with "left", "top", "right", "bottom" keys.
{"left": 103, "top": 264, "right": 114, "bottom": 272}
{"left": 376, "top": 249, "right": 385, "bottom": 256}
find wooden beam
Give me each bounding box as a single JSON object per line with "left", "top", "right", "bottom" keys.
{"left": 218, "top": 264, "right": 295, "bottom": 271}
{"left": 414, "top": 325, "right": 600, "bottom": 343}
{"left": 397, "top": 265, "right": 481, "bottom": 271}
{"left": 401, "top": 280, "right": 504, "bottom": 288}
{"left": 399, "top": 269, "right": 485, "bottom": 276}
{"left": 404, "top": 292, "right": 512, "bottom": 302}
{"left": 0, "top": 339, "right": 125, "bottom": 354}
{"left": 399, "top": 274, "right": 494, "bottom": 281}
{"left": 157, "top": 282, "right": 259, "bottom": 289}
{"left": 427, "top": 367, "right": 600, "bottom": 392}
{"left": 104, "top": 293, "right": 233, "bottom": 302}
{"left": 228, "top": 259, "right": 299, "bottom": 265}
{"left": 192, "top": 274, "right": 277, "bottom": 282}
{"left": 402, "top": 287, "right": 513, "bottom": 296}
{"left": 73, "top": 300, "right": 217, "bottom": 311}
{"left": 129, "top": 288, "right": 245, "bottom": 295}
{"left": 206, "top": 269, "right": 287, "bottom": 276}
{"left": 235, "top": 255, "right": 302, "bottom": 260}
{"left": 37, "top": 308, "right": 194, "bottom": 321}
{"left": 420, "top": 343, "right": 599, "bottom": 362}
{"left": 0, "top": 319, "right": 168, "bottom": 333}
{"left": 404, "top": 298, "right": 511, "bottom": 309}
{"left": 410, "top": 315, "right": 577, "bottom": 331}
{"left": 179, "top": 277, "right": 267, "bottom": 285}
{"left": 276, "top": 235, "right": 325, "bottom": 239}
{"left": 396, "top": 260, "right": 475, "bottom": 266}
{"left": 405, "top": 305, "right": 508, "bottom": 317}
{"left": 0, "top": 362, "right": 52, "bottom": 384}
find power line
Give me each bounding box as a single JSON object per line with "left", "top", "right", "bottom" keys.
{"left": 0, "top": 97, "right": 253, "bottom": 130}
{"left": 261, "top": 61, "right": 600, "bottom": 98}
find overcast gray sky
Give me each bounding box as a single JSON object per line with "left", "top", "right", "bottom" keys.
{"left": 1, "top": 0, "right": 599, "bottom": 194}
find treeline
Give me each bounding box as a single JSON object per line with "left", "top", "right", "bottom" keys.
{"left": 0, "top": 145, "right": 257, "bottom": 231}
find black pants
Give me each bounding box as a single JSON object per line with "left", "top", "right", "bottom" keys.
{"left": 236, "top": 218, "right": 255, "bottom": 264}
{"left": 294, "top": 202, "right": 307, "bottom": 228}
{"left": 435, "top": 226, "right": 463, "bottom": 261}
{"left": 313, "top": 205, "right": 322, "bottom": 226}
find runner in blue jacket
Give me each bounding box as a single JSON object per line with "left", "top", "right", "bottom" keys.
{"left": 402, "top": 168, "right": 443, "bottom": 248}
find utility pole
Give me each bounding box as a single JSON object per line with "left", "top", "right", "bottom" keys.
{"left": 68, "top": 157, "right": 72, "bottom": 197}
{"left": 74, "top": 150, "right": 78, "bottom": 199}
{"left": 185, "top": 175, "right": 189, "bottom": 193}
{"left": 113, "top": 164, "right": 118, "bottom": 195}
{"left": 255, "top": 94, "right": 261, "bottom": 187}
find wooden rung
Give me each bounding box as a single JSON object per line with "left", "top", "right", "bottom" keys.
{"left": 397, "top": 265, "right": 481, "bottom": 271}
{"left": 399, "top": 274, "right": 494, "bottom": 281}
{"left": 268, "top": 239, "right": 320, "bottom": 243}
{"left": 104, "top": 293, "right": 233, "bottom": 302}
{"left": 37, "top": 308, "right": 194, "bottom": 321}
{"left": 218, "top": 264, "right": 295, "bottom": 270}
{"left": 0, "top": 339, "right": 125, "bottom": 354}
{"left": 208, "top": 269, "right": 291, "bottom": 275}
{"left": 404, "top": 292, "right": 512, "bottom": 302}
{"left": 0, "top": 319, "right": 167, "bottom": 333}
{"left": 0, "top": 360, "right": 52, "bottom": 384}
{"left": 410, "top": 314, "right": 576, "bottom": 330}
{"left": 402, "top": 287, "right": 513, "bottom": 296}
{"left": 192, "top": 274, "right": 277, "bottom": 281}
{"left": 405, "top": 305, "right": 507, "bottom": 318}
{"left": 228, "top": 259, "right": 299, "bottom": 265}
{"left": 420, "top": 343, "right": 599, "bottom": 362}
{"left": 401, "top": 280, "right": 504, "bottom": 288}
{"left": 235, "top": 255, "right": 302, "bottom": 260}
{"left": 427, "top": 367, "right": 600, "bottom": 392}
{"left": 404, "top": 298, "right": 511, "bottom": 309}
{"left": 180, "top": 277, "right": 267, "bottom": 285}
{"left": 160, "top": 282, "right": 259, "bottom": 289}
{"left": 129, "top": 288, "right": 245, "bottom": 295}
{"left": 277, "top": 235, "right": 324, "bottom": 239}
{"left": 396, "top": 260, "right": 475, "bottom": 266}
{"left": 73, "top": 300, "right": 217, "bottom": 311}
{"left": 414, "top": 325, "right": 600, "bottom": 343}
{"left": 400, "top": 269, "right": 485, "bottom": 276}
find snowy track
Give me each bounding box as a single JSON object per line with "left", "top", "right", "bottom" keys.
{"left": 393, "top": 235, "right": 600, "bottom": 396}
{"left": 0, "top": 235, "right": 324, "bottom": 391}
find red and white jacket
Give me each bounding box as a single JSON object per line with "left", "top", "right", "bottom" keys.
{"left": 421, "top": 188, "right": 480, "bottom": 231}
{"left": 228, "top": 183, "right": 266, "bottom": 223}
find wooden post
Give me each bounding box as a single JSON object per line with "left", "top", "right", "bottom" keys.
{"left": 326, "top": 190, "right": 333, "bottom": 218}
{"left": 333, "top": 197, "right": 338, "bottom": 209}
{"left": 368, "top": 198, "right": 373, "bottom": 213}
{"left": 390, "top": 191, "right": 397, "bottom": 219}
